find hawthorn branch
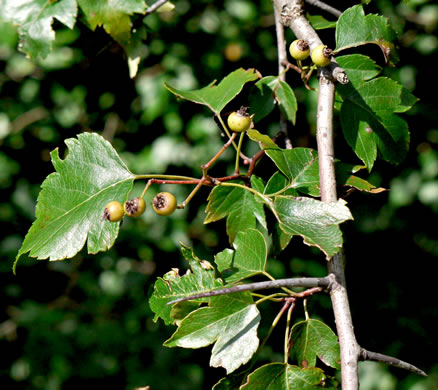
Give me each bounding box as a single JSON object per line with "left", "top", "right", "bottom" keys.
{"left": 167, "top": 275, "right": 331, "bottom": 305}
{"left": 304, "top": 0, "right": 342, "bottom": 18}
{"left": 273, "top": 0, "right": 289, "bottom": 136}
{"left": 277, "top": 0, "right": 425, "bottom": 387}
{"left": 279, "top": 0, "right": 358, "bottom": 387}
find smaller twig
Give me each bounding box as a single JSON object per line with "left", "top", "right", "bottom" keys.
{"left": 145, "top": 0, "right": 169, "bottom": 15}
{"left": 166, "top": 276, "right": 331, "bottom": 305}
{"left": 245, "top": 149, "right": 265, "bottom": 176}
{"left": 201, "top": 132, "right": 237, "bottom": 174}
{"left": 10, "top": 107, "right": 49, "bottom": 133}
{"left": 234, "top": 132, "right": 246, "bottom": 174}
{"left": 179, "top": 179, "right": 205, "bottom": 209}
{"left": 281, "top": 59, "right": 302, "bottom": 74}
{"left": 304, "top": 0, "right": 342, "bottom": 18}
{"left": 258, "top": 298, "right": 293, "bottom": 358}
{"left": 285, "top": 299, "right": 296, "bottom": 363}
{"left": 360, "top": 348, "right": 427, "bottom": 377}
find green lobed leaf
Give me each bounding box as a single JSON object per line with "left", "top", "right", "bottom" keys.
{"left": 336, "top": 55, "right": 418, "bottom": 170}
{"left": 334, "top": 54, "right": 381, "bottom": 87}
{"left": 1, "top": 0, "right": 78, "bottom": 59}
{"left": 336, "top": 162, "right": 386, "bottom": 193}
{"left": 249, "top": 77, "right": 277, "bottom": 122}
{"left": 205, "top": 182, "right": 266, "bottom": 243}
{"left": 264, "top": 172, "right": 296, "bottom": 253}
{"left": 212, "top": 371, "right": 250, "bottom": 390}
{"left": 164, "top": 68, "right": 260, "bottom": 115}
{"left": 276, "top": 80, "right": 298, "bottom": 125}
{"left": 247, "top": 129, "right": 278, "bottom": 149}
{"left": 77, "top": 0, "right": 146, "bottom": 45}
{"left": 308, "top": 14, "right": 337, "bottom": 30}
{"left": 265, "top": 148, "right": 320, "bottom": 197}
{"left": 215, "top": 228, "right": 267, "bottom": 283}
{"left": 273, "top": 196, "right": 353, "bottom": 258}
{"left": 14, "top": 133, "right": 135, "bottom": 272}
{"left": 335, "top": 5, "right": 398, "bottom": 64}
{"left": 248, "top": 76, "right": 297, "bottom": 124}
{"left": 290, "top": 319, "right": 341, "bottom": 370}
{"left": 247, "top": 137, "right": 380, "bottom": 195}
{"left": 164, "top": 292, "right": 260, "bottom": 374}
{"left": 149, "top": 243, "right": 223, "bottom": 325}
{"left": 240, "top": 363, "right": 334, "bottom": 390}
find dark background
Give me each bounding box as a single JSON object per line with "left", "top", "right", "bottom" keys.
{"left": 1, "top": 1, "right": 437, "bottom": 389}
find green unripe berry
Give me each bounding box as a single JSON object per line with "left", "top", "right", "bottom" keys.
{"left": 227, "top": 107, "right": 251, "bottom": 133}
{"left": 103, "top": 201, "right": 124, "bottom": 222}
{"left": 289, "top": 39, "right": 310, "bottom": 61}
{"left": 311, "top": 44, "right": 332, "bottom": 67}
{"left": 152, "top": 192, "right": 177, "bottom": 216}
{"left": 124, "top": 197, "right": 146, "bottom": 217}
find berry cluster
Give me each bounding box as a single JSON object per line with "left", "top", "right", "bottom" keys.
{"left": 103, "top": 192, "right": 177, "bottom": 223}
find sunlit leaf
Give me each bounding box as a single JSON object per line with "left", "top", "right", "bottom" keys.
{"left": 15, "top": 133, "right": 135, "bottom": 272}
{"left": 164, "top": 292, "right": 260, "bottom": 374}
{"left": 273, "top": 196, "right": 353, "bottom": 258}
{"left": 164, "top": 68, "right": 260, "bottom": 115}
{"left": 1, "top": 0, "right": 78, "bottom": 59}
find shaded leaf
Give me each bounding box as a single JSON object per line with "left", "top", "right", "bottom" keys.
{"left": 335, "top": 5, "right": 398, "bottom": 64}
{"left": 215, "top": 228, "right": 267, "bottom": 283}
{"left": 240, "top": 362, "right": 334, "bottom": 390}
{"left": 290, "top": 319, "right": 341, "bottom": 369}
{"left": 205, "top": 183, "right": 266, "bottom": 243}
{"left": 336, "top": 162, "right": 386, "bottom": 193}
{"left": 213, "top": 371, "right": 249, "bottom": 390}
{"left": 274, "top": 196, "right": 353, "bottom": 258}
{"left": 264, "top": 172, "right": 295, "bottom": 253}
{"left": 149, "top": 243, "right": 223, "bottom": 325}
{"left": 249, "top": 76, "right": 297, "bottom": 124}
{"left": 164, "top": 292, "right": 260, "bottom": 374}
{"left": 164, "top": 68, "right": 259, "bottom": 115}
{"left": 15, "top": 133, "right": 135, "bottom": 272}
{"left": 336, "top": 55, "right": 418, "bottom": 170}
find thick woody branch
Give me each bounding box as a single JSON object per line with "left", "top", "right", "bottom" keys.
{"left": 274, "top": 0, "right": 348, "bottom": 84}
{"left": 280, "top": 0, "right": 357, "bottom": 387}
{"left": 276, "top": 0, "right": 426, "bottom": 387}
